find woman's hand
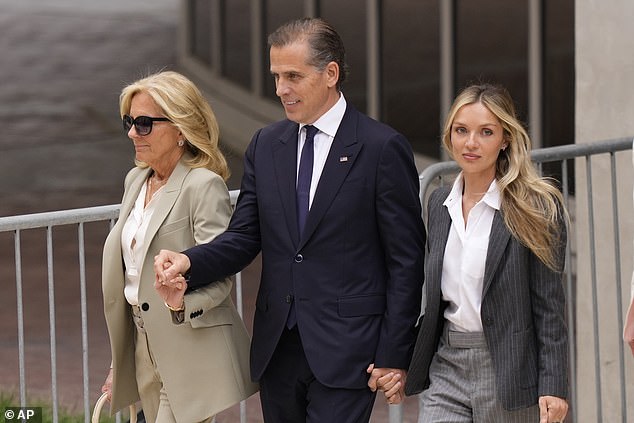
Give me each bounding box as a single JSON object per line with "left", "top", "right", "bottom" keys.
{"left": 538, "top": 395, "right": 568, "bottom": 423}
{"left": 101, "top": 368, "right": 114, "bottom": 401}
{"left": 154, "top": 271, "right": 187, "bottom": 311}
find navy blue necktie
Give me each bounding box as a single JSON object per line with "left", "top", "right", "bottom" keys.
{"left": 296, "top": 125, "right": 318, "bottom": 236}
{"left": 287, "top": 125, "right": 317, "bottom": 329}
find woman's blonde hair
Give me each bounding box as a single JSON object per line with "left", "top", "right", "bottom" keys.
{"left": 119, "top": 70, "right": 230, "bottom": 181}
{"left": 442, "top": 83, "right": 567, "bottom": 271}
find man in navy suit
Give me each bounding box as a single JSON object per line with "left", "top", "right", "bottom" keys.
{"left": 155, "top": 17, "right": 425, "bottom": 422}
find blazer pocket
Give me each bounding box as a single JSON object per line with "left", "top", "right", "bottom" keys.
{"left": 513, "top": 326, "right": 538, "bottom": 389}
{"left": 156, "top": 216, "right": 190, "bottom": 238}
{"left": 189, "top": 305, "right": 234, "bottom": 328}
{"left": 338, "top": 294, "right": 386, "bottom": 317}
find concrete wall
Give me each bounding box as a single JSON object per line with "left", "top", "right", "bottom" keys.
{"left": 576, "top": 0, "right": 634, "bottom": 421}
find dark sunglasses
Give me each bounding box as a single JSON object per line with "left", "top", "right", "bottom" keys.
{"left": 123, "top": 115, "right": 170, "bottom": 136}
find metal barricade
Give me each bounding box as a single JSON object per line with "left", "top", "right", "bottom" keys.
{"left": 0, "top": 138, "right": 632, "bottom": 423}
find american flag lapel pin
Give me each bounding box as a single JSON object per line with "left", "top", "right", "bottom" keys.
{"left": 339, "top": 156, "right": 349, "bottom": 162}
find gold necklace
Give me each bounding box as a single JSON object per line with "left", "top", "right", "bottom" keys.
{"left": 146, "top": 173, "right": 167, "bottom": 205}
{"left": 151, "top": 174, "right": 167, "bottom": 187}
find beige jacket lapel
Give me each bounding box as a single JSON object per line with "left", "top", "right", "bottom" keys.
{"left": 136, "top": 156, "right": 191, "bottom": 275}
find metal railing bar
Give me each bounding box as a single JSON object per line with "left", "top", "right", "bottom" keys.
{"left": 78, "top": 223, "right": 91, "bottom": 423}
{"left": 585, "top": 156, "right": 602, "bottom": 422}
{"left": 609, "top": 152, "right": 627, "bottom": 422}
{"left": 234, "top": 272, "right": 247, "bottom": 422}
{"left": 0, "top": 195, "right": 243, "bottom": 233}
{"left": 530, "top": 137, "right": 633, "bottom": 162}
{"left": 561, "top": 158, "right": 577, "bottom": 421}
{"left": 0, "top": 205, "right": 120, "bottom": 232}
{"left": 418, "top": 161, "right": 458, "bottom": 194}
{"left": 46, "top": 226, "right": 59, "bottom": 423}
{"left": 14, "top": 230, "right": 27, "bottom": 408}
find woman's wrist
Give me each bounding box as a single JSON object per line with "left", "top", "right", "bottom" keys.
{"left": 164, "top": 299, "right": 185, "bottom": 312}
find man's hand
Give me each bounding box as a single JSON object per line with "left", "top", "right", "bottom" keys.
{"left": 154, "top": 249, "right": 191, "bottom": 286}
{"left": 538, "top": 395, "right": 568, "bottom": 423}
{"left": 366, "top": 363, "right": 406, "bottom": 404}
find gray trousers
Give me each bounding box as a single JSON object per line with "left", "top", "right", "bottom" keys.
{"left": 417, "top": 326, "right": 539, "bottom": 423}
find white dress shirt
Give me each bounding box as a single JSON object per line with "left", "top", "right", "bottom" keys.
{"left": 441, "top": 174, "right": 501, "bottom": 332}
{"left": 121, "top": 180, "right": 163, "bottom": 305}
{"left": 296, "top": 94, "right": 347, "bottom": 209}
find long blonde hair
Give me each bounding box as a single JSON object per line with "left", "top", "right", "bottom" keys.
{"left": 442, "top": 83, "right": 566, "bottom": 271}
{"left": 119, "top": 70, "right": 230, "bottom": 181}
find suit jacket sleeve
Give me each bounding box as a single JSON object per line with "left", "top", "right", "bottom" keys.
{"left": 531, "top": 216, "right": 569, "bottom": 399}
{"left": 184, "top": 130, "right": 264, "bottom": 290}
{"left": 180, "top": 170, "right": 235, "bottom": 318}
{"left": 373, "top": 132, "right": 426, "bottom": 369}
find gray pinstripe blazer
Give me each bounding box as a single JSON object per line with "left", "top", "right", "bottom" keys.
{"left": 404, "top": 186, "right": 568, "bottom": 411}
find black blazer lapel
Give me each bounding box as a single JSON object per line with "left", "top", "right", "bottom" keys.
{"left": 299, "top": 107, "right": 362, "bottom": 248}
{"left": 482, "top": 211, "right": 511, "bottom": 297}
{"left": 272, "top": 122, "right": 302, "bottom": 246}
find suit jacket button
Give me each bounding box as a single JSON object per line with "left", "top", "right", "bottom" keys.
{"left": 141, "top": 303, "right": 149, "bottom": 311}
{"left": 294, "top": 254, "right": 303, "bottom": 263}
{"left": 285, "top": 295, "right": 293, "bottom": 303}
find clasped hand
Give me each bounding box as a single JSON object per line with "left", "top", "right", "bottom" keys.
{"left": 366, "top": 364, "right": 406, "bottom": 405}
{"left": 153, "top": 249, "right": 192, "bottom": 309}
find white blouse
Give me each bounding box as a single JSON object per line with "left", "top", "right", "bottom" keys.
{"left": 121, "top": 179, "right": 163, "bottom": 305}
{"left": 441, "top": 174, "right": 501, "bottom": 332}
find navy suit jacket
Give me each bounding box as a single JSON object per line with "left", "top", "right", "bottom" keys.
{"left": 185, "top": 103, "right": 426, "bottom": 388}
{"left": 404, "top": 186, "right": 568, "bottom": 410}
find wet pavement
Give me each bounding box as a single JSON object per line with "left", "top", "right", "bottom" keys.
{"left": 0, "top": 1, "right": 418, "bottom": 421}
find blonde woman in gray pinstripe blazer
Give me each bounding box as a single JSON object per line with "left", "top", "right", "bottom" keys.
{"left": 400, "top": 84, "right": 569, "bottom": 423}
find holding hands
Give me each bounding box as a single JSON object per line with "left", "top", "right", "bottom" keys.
{"left": 366, "top": 363, "right": 406, "bottom": 405}
{"left": 153, "top": 250, "right": 192, "bottom": 310}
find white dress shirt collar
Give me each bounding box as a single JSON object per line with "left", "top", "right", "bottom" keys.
{"left": 443, "top": 172, "right": 501, "bottom": 212}
{"left": 298, "top": 93, "right": 347, "bottom": 138}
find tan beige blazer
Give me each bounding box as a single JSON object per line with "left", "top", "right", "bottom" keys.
{"left": 102, "top": 154, "right": 258, "bottom": 422}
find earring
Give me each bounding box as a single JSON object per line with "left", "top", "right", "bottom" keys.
{"left": 178, "top": 140, "right": 185, "bottom": 147}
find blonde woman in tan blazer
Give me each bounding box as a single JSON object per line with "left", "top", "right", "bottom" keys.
{"left": 101, "top": 71, "right": 257, "bottom": 423}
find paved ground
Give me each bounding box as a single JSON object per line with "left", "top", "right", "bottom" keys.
{"left": 0, "top": 1, "right": 419, "bottom": 421}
